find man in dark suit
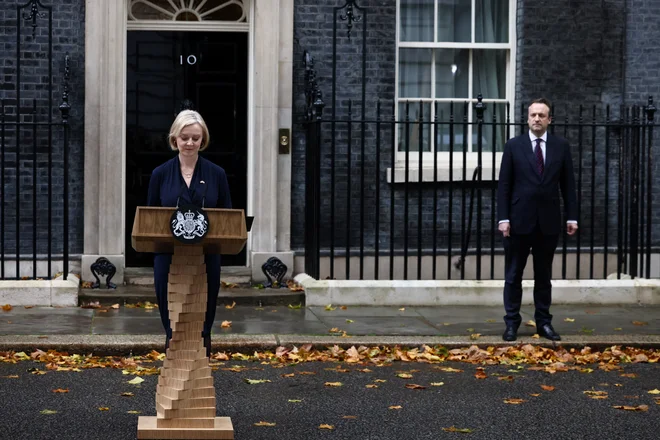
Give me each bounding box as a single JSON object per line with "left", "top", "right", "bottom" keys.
{"left": 497, "top": 98, "right": 578, "bottom": 342}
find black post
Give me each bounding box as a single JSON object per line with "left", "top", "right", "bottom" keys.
{"left": 630, "top": 107, "right": 640, "bottom": 278}
{"left": 474, "top": 96, "right": 484, "bottom": 280}
{"left": 644, "top": 97, "right": 656, "bottom": 278}
{"left": 0, "top": 100, "right": 4, "bottom": 279}
{"left": 604, "top": 105, "right": 610, "bottom": 278}
{"left": 31, "top": 99, "right": 37, "bottom": 279}
{"left": 374, "top": 101, "right": 381, "bottom": 280}
{"left": 59, "top": 54, "right": 71, "bottom": 281}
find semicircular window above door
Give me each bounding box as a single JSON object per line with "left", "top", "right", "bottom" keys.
{"left": 128, "top": 0, "right": 248, "bottom": 22}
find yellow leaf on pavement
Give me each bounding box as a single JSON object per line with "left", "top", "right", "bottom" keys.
{"left": 244, "top": 379, "right": 271, "bottom": 385}
{"left": 366, "top": 384, "right": 378, "bottom": 388}
{"left": 324, "top": 382, "right": 343, "bottom": 387}
{"left": 221, "top": 320, "right": 232, "bottom": 328}
{"left": 540, "top": 385, "right": 555, "bottom": 391}
{"left": 524, "top": 320, "right": 536, "bottom": 327}
{"left": 319, "top": 424, "right": 334, "bottom": 430}
{"left": 40, "top": 409, "right": 57, "bottom": 414}
{"left": 399, "top": 308, "right": 405, "bottom": 311}
{"left": 52, "top": 389, "right": 69, "bottom": 393}
{"left": 325, "top": 304, "right": 336, "bottom": 311}
{"left": 564, "top": 318, "right": 575, "bottom": 322}
{"left": 397, "top": 373, "right": 413, "bottom": 379}
{"left": 2, "top": 304, "right": 12, "bottom": 312}
{"left": 254, "top": 421, "right": 276, "bottom": 427}
{"left": 127, "top": 410, "right": 141, "bottom": 414}
{"left": 442, "top": 426, "right": 473, "bottom": 433}
{"left": 532, "top": 334, "right": 540, "bottom": 339}
{"left": 121, "top": 392, "right": 134, "bottom": 397}
{"left": 98, "top": 407, "right": 109, "bottom": 411}
{"left": 470, "top": 333, "right": 481, "bottom": 340}
{"left": 405, "top": 384, "right": 426, "bottom": 390}
{"left": 504, "top": 398, "right": 526, "bottom": 404}
{"left": 225, "top": 301, "right": 236, "bottom": 309}
{"left": 343, "top": 415, "right": 357, "bottom": 419}
{"left": 647, "top": 389, "right": 660, "bottom": 395}
{"left": 374, "top": 379, "right": 387, "bottom": 383}
{"left": 110, "top": 304, "right": 120, "bottom": 309}
{"left": 430, "top": 382, "right": 445, "bottom": 386}
{"left": 127, "top": 377, "right": 144, "bottom": 385}
{"left": 389, "top": 405, "right": 402, "bottom": 410}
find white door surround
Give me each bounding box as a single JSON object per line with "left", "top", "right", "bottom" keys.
{"left": 82, "top": 0, "right": 294, "bottom": 283}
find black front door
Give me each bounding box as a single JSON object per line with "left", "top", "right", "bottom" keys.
{"left": 126, "top": 31, "right": 248, "bottom": 267}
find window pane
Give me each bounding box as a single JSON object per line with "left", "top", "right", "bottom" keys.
{"left": 475, "top": 0, "right": 509, "bottom": 43}
{"left": 400, "top": 0, "right": 434, "bottom": 42}
{"left": 472, "top": 50, "right": 507, "bottom": 99}
{"left": 437, "top": 0, "right": 471, "bottom": 42}
{"left": 435, "top": 102, "right": 466, "bottom": 152}
{"left": 398, "top": 102, "right": 431, "bottom": 152}
{"left": 435, "top": 49, "right": 469, "bottom": 98}
{"left": 399, "top": 49, "right": 432, "bottom": 98}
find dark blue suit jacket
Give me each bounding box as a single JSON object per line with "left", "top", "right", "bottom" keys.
{"left": 147, "top": 155, "right": 232, "bottom": 210}
{"left": 497, "top": 133, "right": 578, "bottom": 235}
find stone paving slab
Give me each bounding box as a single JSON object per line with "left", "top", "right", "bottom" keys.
{"left": 0, "top": 305, "right": 657, "bottom": 346}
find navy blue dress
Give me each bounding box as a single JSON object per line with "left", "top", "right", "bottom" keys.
{"left": 147, "top": 155, "right": 232, "bottom": 339}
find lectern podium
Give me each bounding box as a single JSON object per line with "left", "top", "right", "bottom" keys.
{"left": 132, "top": 206, "right": 247, "bottom": 439}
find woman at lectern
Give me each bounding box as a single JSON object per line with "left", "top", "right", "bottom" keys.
{"left": 147, "top": 110, "right": 232, "bottom": 356}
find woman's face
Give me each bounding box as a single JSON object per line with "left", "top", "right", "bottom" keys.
{"left": 175, "top": 123, "right": 204, "bottom": 158}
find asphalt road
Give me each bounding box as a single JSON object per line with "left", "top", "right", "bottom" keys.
{"left": 1, "top": 358, "right": 659, "bottom": 439}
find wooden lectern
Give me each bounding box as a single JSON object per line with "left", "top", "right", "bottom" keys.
{"left": 132, "top": 206, "right": 247, "bottom": 440}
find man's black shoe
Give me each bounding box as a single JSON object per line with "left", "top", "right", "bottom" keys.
{"left": 502, "top": 327, "right": 517, "bottom": 341}
{"left": 538, "top": 324, "right": 561, "bottom": 341}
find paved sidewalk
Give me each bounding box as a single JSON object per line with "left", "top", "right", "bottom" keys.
{"left": 0, "top": 303, "right": 658, "bottom": 354}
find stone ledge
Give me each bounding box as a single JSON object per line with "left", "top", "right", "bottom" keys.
{"left": 294, "top": 274, "right": 660, "bottom": 307}
{"left": 0, "top": 274, "right": 79, "bottom": 307}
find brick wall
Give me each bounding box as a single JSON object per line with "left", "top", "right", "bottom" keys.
{"left": 0, "top": 0, "right": 84, "bottom": 262}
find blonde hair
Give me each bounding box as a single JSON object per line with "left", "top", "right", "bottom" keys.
{"left": 168, "top": 110, "right": 210, "bottom": 151}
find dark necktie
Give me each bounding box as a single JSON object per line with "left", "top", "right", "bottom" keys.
{"left": 535, "top": 138, "right": 544, "bottom": 175}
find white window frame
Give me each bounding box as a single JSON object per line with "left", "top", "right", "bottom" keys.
{"left": 391, "top": 0, "right": 517, "bottom": 181}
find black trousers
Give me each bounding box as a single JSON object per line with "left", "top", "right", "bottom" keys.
{"left": 502, "top": 223, "right": 559, "bottom": 329}
{"left": 154, "top": 253, "right": 221, "bottom": 339}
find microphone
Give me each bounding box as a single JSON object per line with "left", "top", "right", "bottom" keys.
{"left": 199, "top": 180, "right": 207, "bottom": 208}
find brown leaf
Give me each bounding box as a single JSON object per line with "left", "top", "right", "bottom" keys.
{"left": 281, "top": 373, "right": 295, "bottom": 378}
{"left": 24, "top": 305, "right": 33, "bottom": 309}
{"left": 498, "top": 376, "right": 514, "bottom": 382}
{"left": 2, "top": 304, "right": 12, "bottom": 312}
{"left": 405, "top": 384, "right": 426, "bottom": 390}
{"left": 474, "top": 368, "right": 487, "bottom": 380}
{"left": 503, "top": 398, "right": 526, "bottom": 404}
{"left": 342, "top": 415, "right": 358, "bottom": 419}
{"left": 632, "top": 321, "right": 648, "bottom": 326}
{"left": 98, "top": 407, "right": 110, "bottom": 411}
{"left": 620, "top": 373, "right": 637, "bottom": 378}
{"left": 52, "top": 388, "right": 69, "bottom": 393}
{"left": 366, "top": 384, "right": 378, "bottom": 389}
{"left": 529, "top": 393, "right": 541, "bottom": 397}
{"left": 540, "top": 385, "right": 555, "bottom": 391}
{"left": 612, "top": 405, "right": 648, "bottom": 412}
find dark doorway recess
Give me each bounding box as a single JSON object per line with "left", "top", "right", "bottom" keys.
{"left": 126, "top": 31, "right": 248, "bottom": 267}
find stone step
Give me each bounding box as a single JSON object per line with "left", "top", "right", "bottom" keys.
{"left": 124, "top": 266, "right": 252, "bottom": 286}
{"left": 78, "top": 285, "right": 305, "bottom": 307}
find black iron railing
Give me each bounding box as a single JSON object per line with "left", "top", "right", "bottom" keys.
{"left": 0, "top": 0, "right": 72, "bottom": 281}
{"left": 302, "top": 61, "right": 657, "bottom": 280}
